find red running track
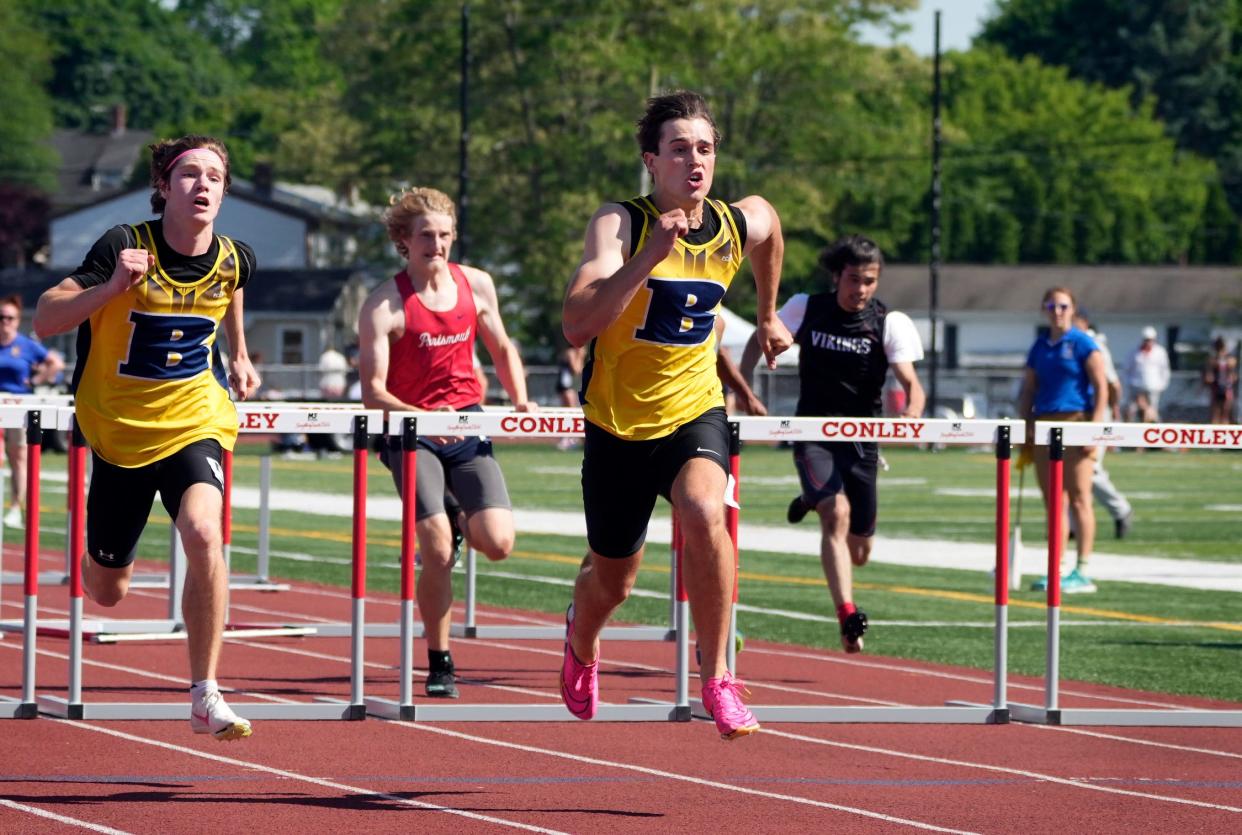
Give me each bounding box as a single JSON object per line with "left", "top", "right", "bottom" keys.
{"left": 2, "top": 543, "right": 1241, "bottom": 834}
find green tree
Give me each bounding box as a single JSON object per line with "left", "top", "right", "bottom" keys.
{"left": 0, "top": 2, "right": 57, "bottom": 192}
{"left": 330, "top": 0, "right": 919, "bottom": 351}
{"left": 979, "top": 0, "right": 1242, "bottom": 244}
{"left": 929, "top": 49, "right": 1215, "bottom": 265}
{"left": 23, "top": 0, "right": 239, "bottom": 136}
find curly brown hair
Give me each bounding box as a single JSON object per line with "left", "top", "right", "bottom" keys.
{"left": 383, "top": 187, "right": 457, "bottom": 260}
{"left": 148, "top": 135, "right": 232, "bottom": 213}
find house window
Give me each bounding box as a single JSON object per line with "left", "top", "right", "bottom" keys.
{"left": 278, "top": 327, "right": 307, "bottom": 364}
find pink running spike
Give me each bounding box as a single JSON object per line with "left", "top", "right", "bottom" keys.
{"left": 701, "top": 671, "right": 760, "bottom": 740}
{"left": 560, "top": 604, "right": 598, "bottom": 720}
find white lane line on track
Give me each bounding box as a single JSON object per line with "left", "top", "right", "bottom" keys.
{"left": 397, "top": 723, "right": 977, "bottom": 834}
{"left": 158, "top": 580, "right": 1226, "bottom": 711}
{"left": 17, "top": 578, "right": 1223, "bottom": 712}
{"left": 759, "top": 728, "right": 1242, "bottom": 814}
{"left": 0, "top": 798, "right": 133, "bottom": 835}
{"left": 1034, "top": 725, "right": 1242, "bottom": 760}
{"left": 51, "top": 721, "right": 569, "bottom": 835}
{"left": 6, "top": 614, "right": 1240, "bottom": 817}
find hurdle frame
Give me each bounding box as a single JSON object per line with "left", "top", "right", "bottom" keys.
{"left": 38, "top": 407, "right": 381, "bottom": 721}
{"left": 692, "top": 415, "right": 1022, "bottom": 724}
{"left": 364, "top": 411, "right": 692, "bottom": 722}
{"left": 0, "top": 407, "right": 54, "bottom": 718}
{"left": 1008, "top": 420, "right": 1242, "bottom": 727}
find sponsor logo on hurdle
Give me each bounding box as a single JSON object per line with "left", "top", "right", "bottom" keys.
{"left": 1142, "top": 426, "right": 1242, "bottom": 447}
{"left": 239, "top": 412, "right": 281, "bottom": 430}
{"left": 295, "top": 411, "right": 330, "bottom": 431}
{"left": 820, "top": 419, "right": 925, "bottom": 440}
{"left": 764, "top": 419, "right": 802, "bottom": 439}
{"left": 499, "top": 414, "right": 584, "bottom": 435}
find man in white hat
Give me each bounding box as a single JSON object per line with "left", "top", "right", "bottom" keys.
{"left": 1124, "top": 326, "right": 1170, "bottom": 423}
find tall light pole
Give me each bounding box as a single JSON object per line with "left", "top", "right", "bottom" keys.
{"left": 458, "top": 3, "right": 471, "bottom": 262}
{"left": 929, "top": 10, "right": 943, "bottom": 416}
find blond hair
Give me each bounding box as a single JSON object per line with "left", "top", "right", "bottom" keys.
{"left": 383, "top": 187, "right": 457, "bottom": 259}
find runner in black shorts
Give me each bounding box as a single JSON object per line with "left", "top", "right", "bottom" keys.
{"left": 582, "top": 407, "right": 729, "bottom": 558}
{"left": 559, "top": 91, "right": 794, "bottom": 741}
{"left": 88, "top": 439, "right": 226, "bottom": 568}
{"left": 742, "top": 235, "right": 925, "bottom": 653}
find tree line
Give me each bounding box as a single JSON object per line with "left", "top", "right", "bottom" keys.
{"left": 3, "top": 0, "right": 1240, "bottom": 353}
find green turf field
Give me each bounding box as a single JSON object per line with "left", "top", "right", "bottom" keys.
{"left": 22, "top": 441, "right": 1242, "bottom": 703}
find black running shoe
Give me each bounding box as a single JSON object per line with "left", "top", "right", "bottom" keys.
{"left": 425, "top": 665, "right": 459, "bottom": 699}
{"left": 840, "top": 610, "right": 868, "bottom": 654}
{"left": 786, "top": 496, "right": 810, "bottom": 524}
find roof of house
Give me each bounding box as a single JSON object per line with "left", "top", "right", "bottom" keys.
{"left": 243, "top": 268, "right": 365, "bottom": 313}
{"left": 0, "top": 267, "right": 370, "bottom": 315}
{"left": 50, "top": 127, "right": 154, "bottom": 213}
{"left": 874, "top": 264, "right": 1242, "bottom": 317}
{"left": 53, "top": 180, "right": 374, "bottom": 228}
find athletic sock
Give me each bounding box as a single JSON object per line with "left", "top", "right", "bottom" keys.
{"left": 428, "top": 650, "right": 453, "bottom": 672}
{"left": 190, "top": 679, "right": 219, "bottom": 698}
{"left": 835, "top": 602, "right": 857, "bottom": 627}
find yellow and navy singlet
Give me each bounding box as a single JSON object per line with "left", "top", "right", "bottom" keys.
{"left": 70, "top": 221, "right": 252, "bottom": 467}
{"left": 580, "top": 196, "right": 746, "bottom": 440}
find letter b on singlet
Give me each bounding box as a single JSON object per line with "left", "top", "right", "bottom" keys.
{"left": 634, "top": 278, "right": 726, "bottom": 345}
{"left": 119, "top": 311, "right": 216, "bottom": 380}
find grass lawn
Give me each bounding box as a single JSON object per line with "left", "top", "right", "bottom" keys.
{"left": 21, "top": 439, "right": 1242, "bottom": 703}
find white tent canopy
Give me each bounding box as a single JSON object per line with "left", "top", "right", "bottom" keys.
{"left": 716, "top": 305, "right": 800, "bottom": 367}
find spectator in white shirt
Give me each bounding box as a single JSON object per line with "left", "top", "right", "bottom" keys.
{"left": 1125, "top": 326, "right": 1170, "bottom": 423}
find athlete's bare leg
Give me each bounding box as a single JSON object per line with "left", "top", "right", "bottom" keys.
{"left": 177, "top": 483, "right": 226, "bottom": 682}
{"left": 462, "top": 506, "right": 514, "bottom": 562}
{"left": 670, "top": 457, "right": 733, "bottom": 683}
{"left": 816, "top": 493, "right": 853, "bottom": 609}
{"left": 415, "top": 513, "right": 457, "bottom": 651}
{"left": 569, "top": 547, "right": 642, "bottom": 664}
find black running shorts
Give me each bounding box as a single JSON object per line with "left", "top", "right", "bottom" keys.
{"left": 792, "top": 440, "right": 879, "bottom": 537}
{"left": 582, "top": 407, "right": 729, "bottom": 559}
{"left": 87, "top": 438, "right": 225, "bottom": 568}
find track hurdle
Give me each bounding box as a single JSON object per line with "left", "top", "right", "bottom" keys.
{"left": 0, "top": 394, "right": 74, "bottom": 589}
{"left": 0, "top": 407, "right": 55, "bottom": 718}
{"left": 365, "top": 410, "right": 691, "bottom": 722}
{"left": 695, "top": 415, "right": 1022, "bottom": 724}
{"left": 1008, "top": 420, "right": 1242, "bottom": 727}
{"left": 37, "top": 406, "right": 380, "bottom": 721}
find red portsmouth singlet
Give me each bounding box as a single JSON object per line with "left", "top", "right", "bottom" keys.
{"left": 386, "top": 262, "right": 483, "bottom": 409}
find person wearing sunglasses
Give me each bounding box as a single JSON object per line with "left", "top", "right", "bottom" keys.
{"left": 1, "top": 294, "right": 66, "bottom": 529}
{"left": 1016, "top": 287, "right": 1109, "bottom": 593}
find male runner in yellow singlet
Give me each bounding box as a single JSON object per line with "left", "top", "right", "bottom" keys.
{"left": 35, "top": 135, "right": 260, "bottom": 741}
{"left": 560, "top": 90, "right": 792, "bottom": 740}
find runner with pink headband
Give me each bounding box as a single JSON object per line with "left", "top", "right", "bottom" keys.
{"left": 163, "top": 146, "right": 227, "bottom": 175}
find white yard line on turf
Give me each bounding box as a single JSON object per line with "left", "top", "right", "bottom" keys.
{"left": 220, "top": 485, "right": 1242, "bottom": 593}
{"left": 53, "top": 721, "right": 569, "bottom": 835}
{"left": 0, "top": 798, "right": 134, "bottom": 835}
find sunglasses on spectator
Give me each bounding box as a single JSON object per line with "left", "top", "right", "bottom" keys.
{"left": 1043, "top": 302, "right": 1071, "bottom": 312}
{"left": 0, "top": 315, "right": 18, "bottom": 322}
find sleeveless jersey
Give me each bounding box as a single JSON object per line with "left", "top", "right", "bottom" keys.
{"left": 581, "top": 196, "right": 743, "bottom": 440}
{"left": 73, "top": 222, "right": 241, "bottom": 467}
{"left": 386, "top": 262, "right": 482, "bottom": 410}
{"left": 795, "top": 294, "right": 890, "bottom": 418}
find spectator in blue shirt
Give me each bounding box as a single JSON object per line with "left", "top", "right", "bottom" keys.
{"left": 1, "top": 294, "right": 65, "bottom": 528}
{"left": 1015, "top": 287, "right": 1108, "bottom": 594}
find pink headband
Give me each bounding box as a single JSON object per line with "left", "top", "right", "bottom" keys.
{"left": 163, "top": 147, "right": 226, "bottom": 176}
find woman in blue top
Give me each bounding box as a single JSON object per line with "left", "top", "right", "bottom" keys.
{"left": 1, "top": 294, "right": 65, "bottom": 528}
{"left": 1016, "top": 287, "right": 1108, "bottom": 593}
